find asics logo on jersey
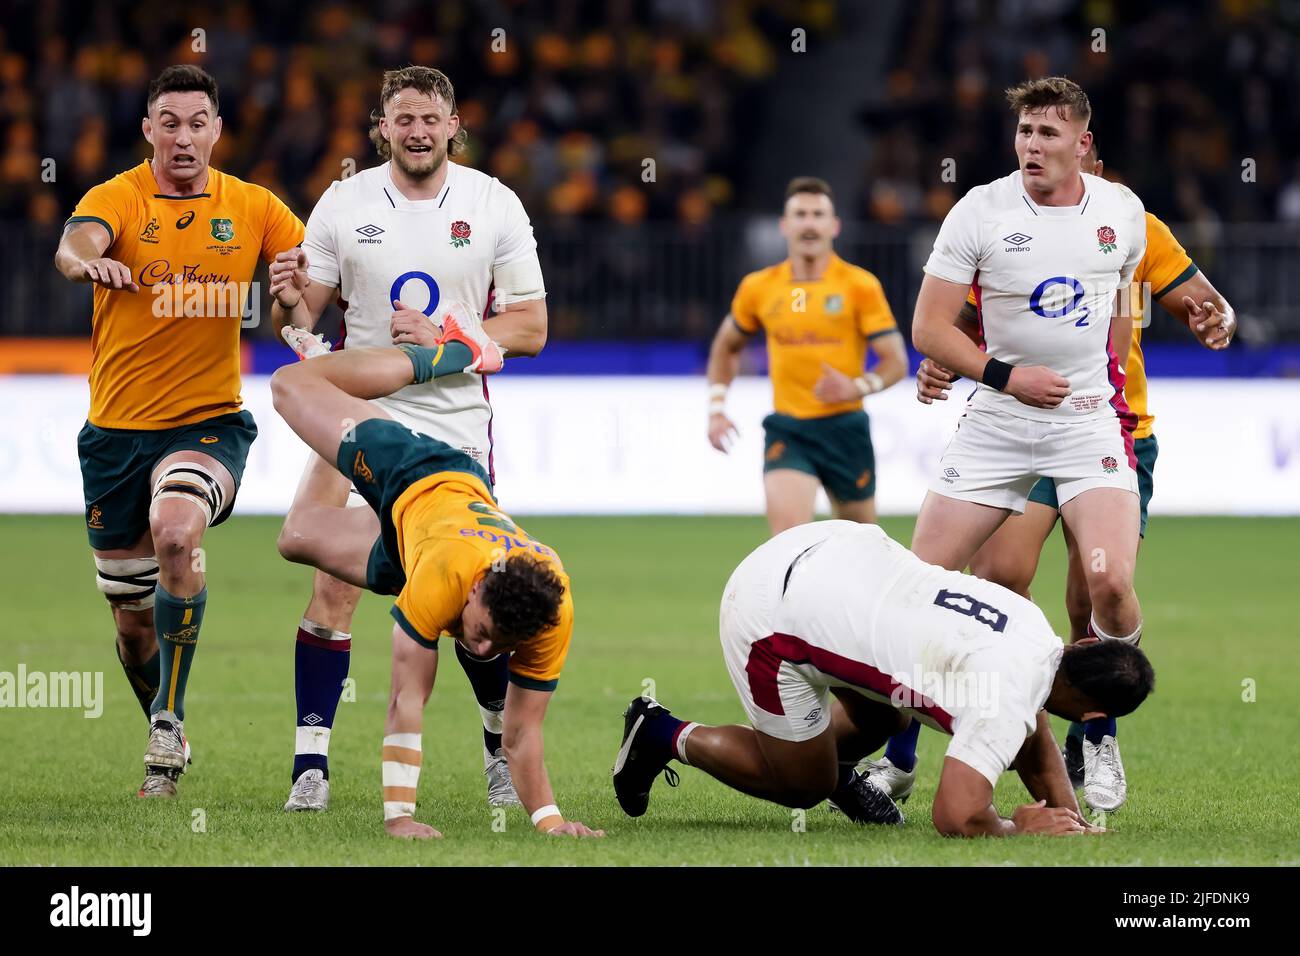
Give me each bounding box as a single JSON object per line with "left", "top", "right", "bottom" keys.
{"left": 356, "top": 224, "right": 385, "bottom": 244}
{"left": 176, "top": 211, "right": 195, "bottom": 229}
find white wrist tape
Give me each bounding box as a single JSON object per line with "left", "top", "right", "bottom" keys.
{"left": 382, "top": 733, "right": 422, "bottom": 821}
{"left": 530, "top": 804, "right": 562, "bottom": 827}
{"left": 855, "top": 372, "right": 884, "bottom": 397}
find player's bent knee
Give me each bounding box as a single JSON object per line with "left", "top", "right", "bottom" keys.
{"left": 96, "top": 555, "right": 159, "bottom": 611}
{"left": 150, "top": 461, "right": 225, "bottom": 551}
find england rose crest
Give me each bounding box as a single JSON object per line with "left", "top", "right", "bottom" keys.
{"left": 1097, "top": 225, "right": 1116, "bottom": 254}
{"left": 450, "top": 220, "right": 471, "bottom": 248}
{"left": 1101, "top": 455, "right": 1118, "bottom": 474}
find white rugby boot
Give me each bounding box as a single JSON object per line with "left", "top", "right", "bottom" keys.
{"left": 859, "top": 755, "right": 917, "bottom": 804}
{"left": 284, "top": 768, "right": 331, "bottom": 812}
{"left": 1082, "top": 735, "right": 1127, "bottom": 812}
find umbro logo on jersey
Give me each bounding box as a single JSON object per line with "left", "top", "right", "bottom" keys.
{"left": 356, "top": 224, "right": 385, "bottom": 244}
{"left": 1003, "top": 232, "right": 1032, "bottom": 251}
{"left": 942, "top": 467, "right": 960, "bottom": 483}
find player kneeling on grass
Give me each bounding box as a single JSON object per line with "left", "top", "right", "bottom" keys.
{"left": 613, "top": 520, "right": 1154, "bottom": 836}
{"left": 271, "top": 315, "right": 601, "bottom": 839}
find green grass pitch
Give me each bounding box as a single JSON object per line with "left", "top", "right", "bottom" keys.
{"left": 0, "top": 514, "right": 1296, "bottom": 866}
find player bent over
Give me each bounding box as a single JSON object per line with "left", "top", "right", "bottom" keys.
{"left": 612, "top": 520, "right": 1154, "bottom": 836}
{"left": 270, "top": 320, "right": 601, "bottom": 839}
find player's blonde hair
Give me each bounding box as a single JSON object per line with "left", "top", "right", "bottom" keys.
{"left": 368, "top": 65, "right": 468, "bottom": 159}
{"left": 1005, "top": 75, "right": 1091, "bottom": 125}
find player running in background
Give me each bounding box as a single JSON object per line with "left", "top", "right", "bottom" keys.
{"left": 879, "top": 77, "right": 1148, "bottom": 809}
{"left": 897, "top": 144, "right": 1236, "bottom": 812}
{"left": 612, "top": 520, "right": 1154, "bottom": 836}
{"left": 54, "top": 65, "right": 304, "bottom": 798}
{"left": 270, "top": 66, "right": 548, "bottom": 812}
{"left": 270, "top": 320, "right": 600, "bottom": 840}
{"left": 706, "top": 177, "right": 907, "bottom": 534}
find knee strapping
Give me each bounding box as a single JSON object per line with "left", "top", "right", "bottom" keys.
{"left": 152, "top": 461, "right": 226, "bottom": 526}
{"left": 95, "top": 555, "right": 159, "bottom": 610}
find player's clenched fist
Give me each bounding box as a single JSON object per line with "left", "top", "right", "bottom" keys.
{"left": 1006, "top": 365, "right": 1071, "bottom": 409}
{"left": 916, "top": 357, "right": 956, "bottom": 404}
{"left": 1011, "top": 800, "right": 1087, "bottom": 835}
{"left": 1183, "top": 296, "right": 1235, "bottom": 351}
{"left": 83, "top": 257, "right": 139, "bottom": 293}
{"left": 269, "top": 247, "right": 310, "bottom": 307}
{"left": 390, "top": 300, "right": 440, "bottom": 346}
{"left": 708, "top": 412, "right": 738, "bottom": 453}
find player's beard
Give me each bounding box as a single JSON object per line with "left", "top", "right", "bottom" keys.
{"left": 392, "top": 140, "right": 446, "bottom": 181}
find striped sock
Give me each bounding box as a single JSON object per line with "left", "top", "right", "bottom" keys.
{"left": 150, "top": 584, "right": 205, "bottom": 721}
{"left": 292, "top": 619, "right": 351, "bottom": 781}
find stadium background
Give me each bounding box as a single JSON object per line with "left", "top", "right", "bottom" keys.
{"left": 0, "top": 0, "right": 1297, "bottom": 871}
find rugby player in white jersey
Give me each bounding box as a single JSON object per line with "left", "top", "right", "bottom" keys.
{"left": 612, "top": 520, "right": 1154, "bottom": 835}
{"left": 874, "top": 76, "right": 1149, "bottom": 810}
{"left": 269, "top": 66, "right": 548, "bottom": 812}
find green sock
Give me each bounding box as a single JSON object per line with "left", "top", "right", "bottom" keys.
{"left": 116, "top": 643, "right": 160, "bottom": 719}
{"left": 151, "top": 584, "right": 206, "bottom": 721}
{"left": 399, "top": 341, "right": 474, "bottom": 383}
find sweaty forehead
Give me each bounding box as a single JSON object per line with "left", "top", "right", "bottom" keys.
{"left": 387, "top": 90, "right": 450, "bottom": 116}
{"left": 151, "top": 91, "right": 213, "bottom": 119}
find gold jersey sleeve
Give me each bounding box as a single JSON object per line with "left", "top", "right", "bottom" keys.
{"left": 392, "top": 473, "right": 573, "bottom": 691}
{"left": 67, "top": 163, "right": 304, "bottom": 429}
{"left": 1126, "top": 212, "right": 1197, "bottom": 439}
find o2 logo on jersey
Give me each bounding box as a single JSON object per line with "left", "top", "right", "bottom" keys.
{"left": 1029, "top": 275, "right": 1090, "bottom": 327}
{"left": 390, "top": 271, "right": 440, "bottom": 316}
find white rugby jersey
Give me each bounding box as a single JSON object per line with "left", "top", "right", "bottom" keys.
{"left": 765, "top": 521, "right": 1064, "bottom": 786}
{"left": 924, "top": 170, "right": 1145, "bottom": 423}
{"left": 302, "top": 161, "right": 544, "bottom": 472}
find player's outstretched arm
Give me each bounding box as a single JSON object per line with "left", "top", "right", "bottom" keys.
{"left": 705, "top": 315, "right": 750, "bottom": 452}
{"left": 1013, "top": 712, "right": 1085, "bottom": 814}
{"left": 933, "top": 757, "right": 1087, "bottom": 837}
{"left": 501, "top": 681, "right": 604, "bottom": 838}
{"left": 1155, "top": 272, "right": 1236, "bottom": 351}
{"left": 54, "top": 221, "right": 139, "bottom": 292}
{"left": 382, "top": 621, "right": 442, "bottom": 839}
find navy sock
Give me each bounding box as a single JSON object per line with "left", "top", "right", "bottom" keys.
{"left": 1084, "top": 717, "right": 1117, "bottom": 745}
{"left": 293, "top": 622, "right": 351, "bottom": 781}
{"left": 454, "top": 641, "right": 509, "bottom": 754}
{"left": 1068, "top": 721, "right": 1086, "bottom": 741}
{"left": 151, "top": 584, "right": 205, "bottom": 720}
{"left": 883, "top": 718, "right": 920, "bottom": 773}
{"left": 642, "top": 708, "right": 685, "bottom": 757}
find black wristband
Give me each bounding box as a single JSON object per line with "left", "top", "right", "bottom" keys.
{"left": 981, "top": 357, "right": 1014, "bottom": 392}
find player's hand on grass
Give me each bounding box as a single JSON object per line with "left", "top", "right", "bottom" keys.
{"left": 390, "top": 300, "right": 441, "bottom": 347}
{"left": 269, "top": 248, "right": 310, "bottom": 307}
{"left": 708, "top": 412, "right": 739, "bottom": 453}
{"left": 813, "top": 362, "right": 861, "bottom": 404}
{"left": 82, "top": 257, "right": 139, "bottom": 293}
{"left": 1006, "top": 365, "right": 1071, "bottom": 409}
{"left": 1184, "top": 297, "right": 1234, "bottom": 350}
{"left": 546, "top": 820, "right": 606, "bottom": 838}
{"left": 916, "top": 358, "right": 956, "bottom": 404}
{"left": 384, "top": 816, "right": 443, "bottom": 840}
{"left": 1011, "top": 799, "right": 1088, "bottom": 835}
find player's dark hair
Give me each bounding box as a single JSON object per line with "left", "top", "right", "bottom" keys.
{"left": 785, "top": 176, "right": 833, "bottom": 207}
{"left": 1061, "top": 640, "right": 1155, "bottom": 718}
{"left": 147, "top": 65, "right": 219, "bottom": 116}
{"left": 1006, "top": 75, "right": 1091, "bottom": 125}
{"left": 480, "top": 554, "right": 565, "bottom": 647}
{"left": 369, "top": 65, "right": 468, "bottom": 159}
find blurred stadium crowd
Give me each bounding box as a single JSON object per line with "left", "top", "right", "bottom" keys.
{"left": 1, "top": 0, "right": 1297, "bottom": 343}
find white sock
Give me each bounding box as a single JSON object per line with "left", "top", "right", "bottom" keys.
{"left": 674, "top": 722, "right": 699, "bottom": 764}
{"left": 1091, "top": 612, "right": 1142, "bottom": 646}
